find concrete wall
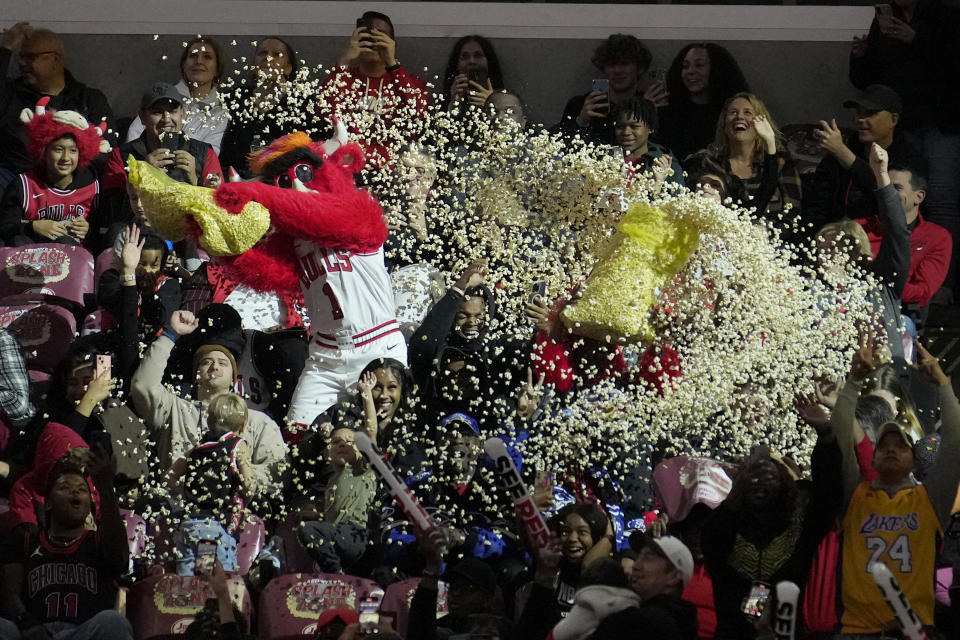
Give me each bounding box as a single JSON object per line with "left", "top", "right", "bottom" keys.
{"left": 5, "top": 2, "right": 875, "bottom": 130}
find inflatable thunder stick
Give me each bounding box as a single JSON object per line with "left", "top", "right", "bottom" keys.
{"left": 773, "top": 581, "right": 799, "bottom": 640}
{"left": 355, "top": 432, "right": 437, "bottom": 533}
{"left": 483, "top": 437, "right": 551, "bottom": 550}
{"left": 869, "top": 562, "right": 928, "bottom": 640}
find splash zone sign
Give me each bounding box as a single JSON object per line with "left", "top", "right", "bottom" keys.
{"left": 286, "top": 579, "right": 356, "bottom": 618}
{"left": 5, "top": 247, "right": 70, "bottom": 283}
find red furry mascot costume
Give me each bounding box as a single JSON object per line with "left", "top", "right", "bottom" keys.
{"left": 134, "top": 121, "right": 406, "bottom": 432}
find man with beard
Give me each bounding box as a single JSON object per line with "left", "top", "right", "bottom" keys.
{"left": 131, "top": 309, "right": 287, "bottom": 499}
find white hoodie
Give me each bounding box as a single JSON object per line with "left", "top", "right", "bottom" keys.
{"left": 552, "top": 585, "right": 642, "bottom": 640}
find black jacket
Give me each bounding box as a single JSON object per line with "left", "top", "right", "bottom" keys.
{"left": 801, "top": 131, "right": 923, "bottom": 237}
{"left": 701, "top": 433, "right": 843, "bottom": 640}
{"left": 550, "top": 93, "right": 617, "bottom": 147}
{"left": 0, "top": 47, "right": 115, "bottom": 174}
{"left": 408, "top": 286, "right": 528, "bottom": 433}
{"left": 849, "top": 0, "right": 960, "bottom": 131}
{"left": 589, "top": 595, "right": 699, "bottom": 640}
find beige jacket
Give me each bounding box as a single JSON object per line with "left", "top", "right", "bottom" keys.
{"left": 131, "top": 335, "right": 288, "bottom": 496}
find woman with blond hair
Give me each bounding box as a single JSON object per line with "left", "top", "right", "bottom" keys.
{"left": 685, "top": 92, "right": 802, "bottom": 237}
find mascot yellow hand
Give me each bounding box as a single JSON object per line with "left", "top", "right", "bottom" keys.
{"left": 127, "top": 157, "right": 270, "bottom": 257}
{"left": 561, "top": 202, "right": 700, "bottom": 342}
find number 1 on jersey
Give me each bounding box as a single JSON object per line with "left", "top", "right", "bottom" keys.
{"left": 321, "top": 282, "right": 344, "bottom": 320}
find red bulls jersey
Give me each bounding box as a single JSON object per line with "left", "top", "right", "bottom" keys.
{"left": 19, "top": 171, "right": 99, "bottom": 222}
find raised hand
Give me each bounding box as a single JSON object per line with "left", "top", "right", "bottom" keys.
{"left": 851, "top": 34, "right": 869, "bottom": 58}
{"left": 651, "top": 155, "right": 674, "bottom": 184}
{"left": 2, "top": 22, "right": 33, "bottom": 52}
{"left": 454, "top": 259, "right": 488, "bottom": 291}
{"left": 357, "top": 371, "right": 376, "bottom": 399}
{"left": 816, "top": 118, "right": 856, "bottom": 162}
{"left": 342, "top": 26, "right": 376, "bottom": 65}
{"left": 753, "top": 116, "right": 777, "bottom": 154}
{"left": 879, "top": 16, "right": 915, "bottom": 44}
{"left": 916, "top": 342, "right": 949, "bottom": 387}
{"left": 419, "top": 526, "right": 449, "bottom": 571}
{"left": 643, "top": 81, "right": 669, "bottom": 108}
{"left": 525, "top": 298, "right": 552, "bottom": 334}
{"left": 795, "top": 393, "right": 830, "bottom": 433}
{"left": 169, "top": 309, "right": 199, "bottom": 336}
{"left": 121, "top": 225, "right": 145, "bottom": 274}
{"left": 577, "top": 91, "right": 609, "bottom": 127}
{"left": 145, "top": 147, "right": 174, "bottom": 171}
{"left": 367, "top": 28, "right": 397, "bottom": 68}
{"left": 869, "top": 142, "right": 888, "bottom": 174}
{"left": 516, "top": 367, "right": 545, "bottom": 420}
{"left": 81, "top": 368, "right": 117, "bottom": 409}
{"left": 467, "top": 78, "right": 495, "bottom": 107}
{"left": 173, "top": 150, "right": 198, "bottom": 185}
{"left": 450, "top": 73, "right": 471, "bottom": 101}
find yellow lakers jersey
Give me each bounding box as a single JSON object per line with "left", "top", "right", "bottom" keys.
{"left": 841, "top": 481, "right": 941, "bottom": 633}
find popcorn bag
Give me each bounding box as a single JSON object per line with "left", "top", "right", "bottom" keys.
{"left": 561, "top": 201, "right": 700, "bottom": 342}
{"left": 127, "top": 157, "right": 271, "bottom": 256}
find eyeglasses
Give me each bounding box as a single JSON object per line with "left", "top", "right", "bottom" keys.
{"left": 17, "top": 50, "right": 59, "bottom": 63}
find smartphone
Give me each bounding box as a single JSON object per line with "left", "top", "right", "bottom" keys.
{"left": 95, "top": 354, "right": 111, "bottom": 380}
{"left": 741, "top": 581, "right": 771, "bottom": 618}
{"left": 591, "top": 78, "right": 610, "bottom": 95}
{"left": 469, "top": 69, "right": 489, "bottom": 88}
{"left": 529, "top": 281, "right": 547, "bottom": 306}
{"left": 875, "top": 3, "right": 893, "bottom": 16}
{"left": 195, "top": 540, "right": 217, "bottom": 577}
{"left": 358, "top": 588, "right": 384, "bottom": 635}
{"left": 158, "top": 131, "right": 182, "bottom": 155}
{"left": 650, "top": 67, "right": 667, "bottom": 85}
{"left": 356, "top": 16, "right": 374, "bottom": 33}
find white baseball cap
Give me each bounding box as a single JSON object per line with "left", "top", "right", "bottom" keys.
{"left": 647, "top": 535, "right": 695, "bottom": 587}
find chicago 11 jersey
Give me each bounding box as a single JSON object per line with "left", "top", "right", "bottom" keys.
{"left": 293, "top": 239, "right": 397, "bottom": 338}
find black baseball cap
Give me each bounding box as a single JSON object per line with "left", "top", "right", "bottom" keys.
{"left": 141, "top": 82, "right": 184, "bottom": 110}
{"left": 442, "top": 557, "right": 496, "bottom": 594}
{"left": 843, "top": 84, "right": 902, "bottom": 114}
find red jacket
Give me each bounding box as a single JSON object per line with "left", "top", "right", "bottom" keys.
{"left": 318, "top": 66, "right": 429, "bottom": 168}
{"left": 856, "top": 212, "right": 952, "bottom": 306}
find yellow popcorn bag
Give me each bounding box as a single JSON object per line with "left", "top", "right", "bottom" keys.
{"left": 561, "top": 201, "right": 700, "bottom": 342}
{"left": 127, "top": 157, "right": 270, "bottom": 256}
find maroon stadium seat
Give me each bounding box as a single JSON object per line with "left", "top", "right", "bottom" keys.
{"left": 0, "top": 303, "right": 77, "bottom": 373}
{"left": 127, "top": 567, "right": 252, "bottom": 640}
{"left": 256, "top": 573, "right": 380, "bottom": 638}
{"left": 380, "top": 577, "right": 450, "bottom": 637}
{"left": 0, "top": 244, "right": 94, "bottom": 307}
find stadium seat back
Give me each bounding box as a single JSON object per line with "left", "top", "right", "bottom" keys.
{"left": 0, "top": 303, "right": 77, "bottom": 373}
{"left": 273, "top": 512, "right": 320, "bottom": 574}
{"left": 236, "top": 514, "right": 266, "bottom": 575}
{"left": 380, "top": 577, "right": 449, "bottom": 636}
{"left": 257, "top": 573, "right": 380, "bottom": 638}
{"left": 0, "top": 244, "right": 94, "bottom": 306}
{"left": 128, "top": 568, "right": 252, "bottom": 640}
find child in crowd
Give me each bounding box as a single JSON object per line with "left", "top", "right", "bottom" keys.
{"left": 290, "top": 358, "right": 421, "bottom": 518}
{"left": 296, "top": 427, "right": 376, "bottom": 573}
{"left": 613, "top": 97, "right": 683, "bottom": 188}
{"left": 97, "top": 224, "right": 182, "bottom": 340}
{"left": 0, "top": 99, "right": 109, "bottom": 247}
{"left": 172, "top": 392, "right": 254, "bottom": 575}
